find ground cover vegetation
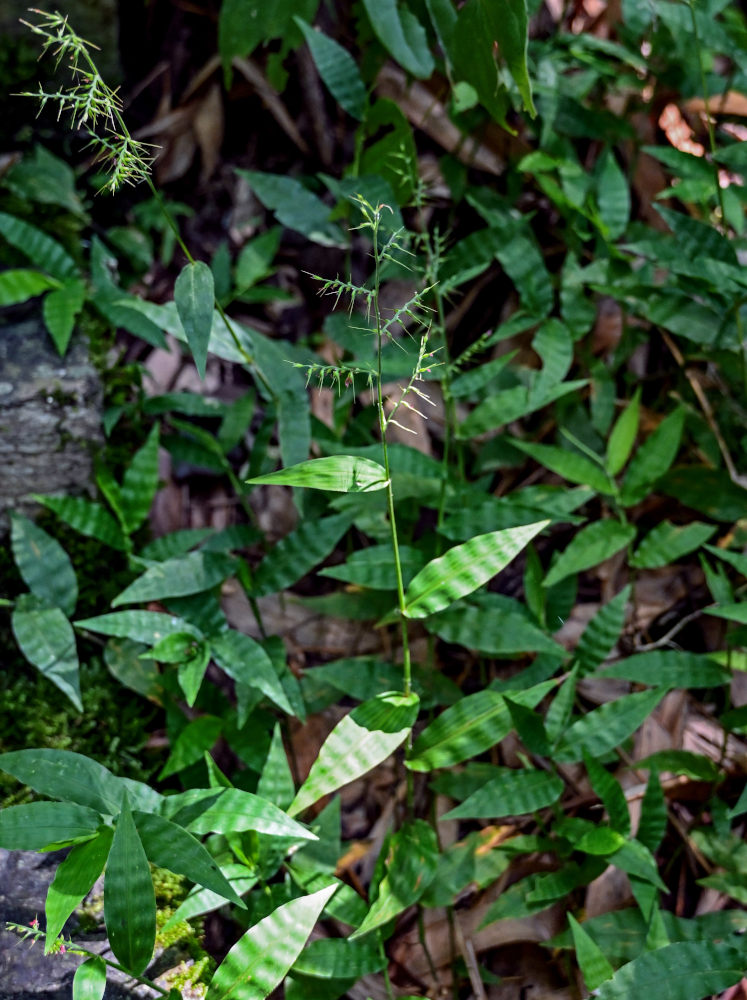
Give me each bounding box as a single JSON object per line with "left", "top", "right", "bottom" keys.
{"left": 1, "top": 0, "right": 747, "bottom": 997}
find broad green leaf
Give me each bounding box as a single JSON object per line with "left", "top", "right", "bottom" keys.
{"left": 0, "top": 211, "right": 78, "bottom": 279}
{"left": 599, "top": 651, "right": 729, "bottom": 689}
{"left": 133, "top": 811, "right": 245, "bottom": 907}
{"left": 703, "top": 542, "right": 747, "bottom": 577}
{"left": 295, "top": 19, "right": 366, "bottom": 120}
{"left": 705, "top": 602, "right": 747, "bottom": 624}
{"left": 554, "top": 688, "right": 666, "bottom": 763}
{"left": 576, "top": 827, "right": 626, "bottom": 855}
{"left": 207, "top": 884, "right": 337, "bottom": 1000}
{"left": 72, "top": 957, "right": 107, "bottom": 1000}
{"left": 46, "top": 829, "right": 113, "bottom": 949}
{"left": 630, "top": 521, "right": 716, "bottom": 569}
{"left": 256, "top": 724, "right": 295, "bottom": 810}
{"left": 574, "top": 586, "right": 631, "bottom": 673}
{"left": 248, "top": 456, "right": 388, "bottom": 493}
{"left": 293, "top": 937, "right": 385, "bottom": 978}
{"left": 217, "top": 0, "right": 312, "bottom": 75}
{"left": 509, "top": 439, "right": 614, "bottom": 493}
{"left": 211, "top": 630, "right": 293, "bottom": 718}
{"left": 427, "top": 593, "right": 566, "bottom": 657}
{"left": 163, "top": 862, "right": 258, "bottom": 930}
{"left": 112, "top": 551, "right": 234, "bottom": 606}
{"left": 75, "top": 611, "right": 200, "bottom": 645}
{"left": 159, "top": 716, "right": 222, "bottom": 780}
{"left": 451, "top": 1, "right": 510, "bottom": 125}
{"left": 42, "top": 279, "right": 86, "bottom": 355}
{"left": 583, "top": 750, "right": 630, "bottom": 835}
{"left": 0, "top": 268, "right": 57, "bottom": 305}
{"left": 530, "top": 320, "right": 573, "bottom": 404}
{"left": 12, "top": 595, "right": 81, "bottom": 711}
{"left": 408, "top": 680, "right": 556, "bottom": 772}
{"left": 545, "top": 665, "right": 579, "bottom": 743}
{"left": 34, "top": 495, "right": 127, "bottom": 550}
{"left": 595, "top": 941, "right": 744, "bottom": 1000}
{"left": 351, "top": 820, "right": 438, "bottom": 939}
{"left": 290, "top": 692, "right": 420, "bottom": 816}
{"left": 361, "top": 0, "right": 434, "bottom": 78}
{"left": 188, "top": 788, "right": 316, "bottom": 842}
{"left": 621, "top": 408, "right": 685, "bottom": 506}
{"left": 320, "top": 544, "right": 426, "bottom": 590}
{"left": 120, "top": 423, "right": 161, "bottom": 534}
{"left": 637, "top": 767, "right": 667, "bottom": 854}
{"left": 444, "top": 767, "right": 563, "bottom": 820}
{"left": 175, "top": 261, "right": 215, "bottom": 378}
{"left": 11, "top": 513, "right": 77, "bottom": 616}
{"left": 104, "top": 798, "right": 156, "bottom": 976}
{"left": 568, "top": 914, "right": 614, "bottom": 991}
{"left": 504, "top": 696, "right": 550, "bottom": 755}
{"left": 460, "top": 380, "right": 587, "bottom": 436}
{"left": 606, "top": 388, "right": 640, "bottom": 476}
{"left": 475, "top": 0, "right": 534, "bottom": 115}
{"left": 252, "top": 513, "right": 352, "bottom": 597}
{"left": 634, "top": 750, "right": 719, "bottom": 783}
{"left": 596, "top": 150, "right": 630, "bottom": 241}
{"left": 0, "top": 801, "right": 101, "bottom": 850}
{"left": 237, "top": 170, "right": 346, "bottom": 248}
{"left": 402, "top": 521, "right": 548, "bottom": 619}
{"left": 0, "top": 748, "right": 161, "bottom": 815}
{"left": 544, "top": 520, "right": 635, "bottom": 588}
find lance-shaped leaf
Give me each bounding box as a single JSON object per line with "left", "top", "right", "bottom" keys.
{"left": 568, "top": 914, "right": 614, "bottom": 992}
{"left": 112, "top": 551, "right": 235, "bottom": 606}
{"left": 554, "top": 688, "right": 666, "bottom": 763}
{"left": 509, "top": 438, "right": 614, "bottom": 494}
{"left": 401, "top": 521, "right": 548, "bottom": 619}
{"left": 133, "top": 811, "right": 246, "bottom": 907}
{"left": 175, "top": 260, "right": 215, "bottom": 379}
{"left": 211, "top": 630, "right": 293, "bottom": 717}
{"left": 351, "top": 821, "right": 438, "bottom": 939}
{"left": 0, "top": 267, "right": 58, "bottom": 305}
{"left": 188, "top": 788, "right": 316, "bottom": 841}
{"left": 34, "top": 495, "right": 127, "bottom": 550}
{"left": 595, "top": 941, "right": 744, "bottom": 1000}
{"left": 75, "top": 610, "right": 200, "bottom": 645}
{"left": 12, "top": 595, "right": 81, "bottom": 711}
{"left": 248, "top": 455, "right": 388, "bottom": 493}
{"left": 599, "top": 650, "right": 729, "bottom": 689}
{"left": 252, "top": 513, "right": 353, "bottom": 598}
{"left": 43, "top": 279, "right": 86, "bottom": 356}
{"left": 442, "top": 768, "right": 563, "bottom": 820}
{"left": 0, "top": 748, "right": 162, "bottom": 814}
{"left": 120, "top": 423, "right": 161, "bottom": 535}
{"left": 295, "top": 19, "right": 367, "bottom": 121}
{"left": 574, "top": 586, "right": 630, "bottom": 674}
{"left": 0, "top": 801, "right": 101, "bottom": 850}
{"left": 606, "top": 387, "right": 641, "bottom": 476}
{"left": 630, "top": 520, "right": 716, "bottom": 569}
{"left": 361, "top": 0, "right": 434, "bottom": 79}
{"left": 46, "top": 829, "right": 113, "bottom": 949}
{"left": 292, "top": 937, "right": 386, "bottom": 978}
{"left": 11, "top": 514, "right": 78, "bottom": 616}
{"left": 476, "top": 0, "right": 535, "bottom": 115}
{"left": 73, "top": 957, "right": 107, "bottom": 1000}
{"left": 0, "top": 210, "right": 78, "bottom": 279}
{"left": 544, "top": 520, "right": 635, "bottom": 588}
{"left": 207, "top": 884, "right": 337, "bottom": 1000}
{"left": 289, "top": 692, "right": 420, "bottom": 816}
{"left": 104, "top": 798, "right": 156, "bottom": 977}
{"left": 407, "top": 680, "right": 556, "bottom": 772}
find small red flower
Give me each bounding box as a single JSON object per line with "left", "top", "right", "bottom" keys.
{"left": 30, "top": 917, "right": 39, "bottom": 930}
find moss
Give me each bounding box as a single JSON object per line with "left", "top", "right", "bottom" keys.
{"left": 0, "top": 658, "right": 161, "bottom": 805}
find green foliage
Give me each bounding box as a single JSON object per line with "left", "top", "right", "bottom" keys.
{"left": 4, "top": 1, "right": 747, "bottom": 997}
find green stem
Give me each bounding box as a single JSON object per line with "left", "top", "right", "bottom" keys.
{"left": 372, "top": 214, "right": 411, "bottom": 697}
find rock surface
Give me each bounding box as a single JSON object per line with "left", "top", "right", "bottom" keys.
{"left": 0, "top": 849, "right": 204, "bottom": 1000}
{"left": 0, "top": 320, "right": 103, "bottom": 532}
